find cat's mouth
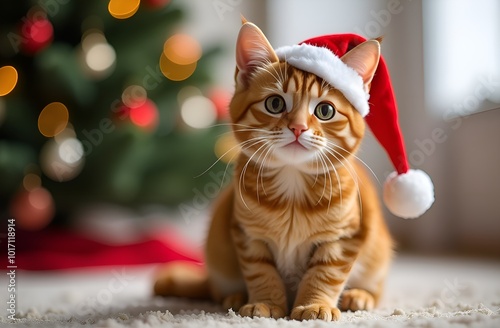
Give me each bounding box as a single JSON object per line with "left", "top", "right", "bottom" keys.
{"left": 273, "top": 139, "right": 316, "bottom": 165}
{"left": 284, "top": 140, "right": 308, "bottom": 150}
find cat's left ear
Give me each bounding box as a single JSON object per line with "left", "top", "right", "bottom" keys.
{"left": 235, "top": 22, "right": 279, "bottom": 86}
{"left": 341, "top": 40, "right": 381, "bottom": 92}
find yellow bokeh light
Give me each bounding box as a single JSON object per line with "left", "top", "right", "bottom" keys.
{"left": 159, "top": 53, "right": 197, "bottom": 81}
{"left": 23, "top": 173, "right": 41, "bottom": 191}
{"left": 163, "top": 34, "right": 202, "bottom": 65}
{"left": 0, "top": 66, "right": 18, "bottom": 96}
{"left": 215, "top": 134, "right": 240, "bottom": 163}
{"left": 108, "top": 0, "right": 140, "bottom": 19}
{"left": 38, "top": 102, "right": 69, "bottom": 137}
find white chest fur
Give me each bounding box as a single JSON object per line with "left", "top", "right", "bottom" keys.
{"left": 267, "top": 166, "right": 308, "bottom": 202}
{"left": 268, "top": 238, "right": 312, "bottom": 306}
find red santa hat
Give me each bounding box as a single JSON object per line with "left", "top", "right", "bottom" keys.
{"left": 275, "top": 34, "right": 434, "bottom": 219}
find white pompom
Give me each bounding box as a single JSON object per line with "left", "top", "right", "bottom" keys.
{"left": 383, "top": 169, "right": 435, "bottom": 219}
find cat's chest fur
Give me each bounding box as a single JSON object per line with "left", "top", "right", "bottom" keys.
{"left": 268, "top": 238, "right": 312, "bottom": 304}
{"left": 266, "top": 166, "right": 309, "bottom": 202}
{"left": 237, "top": 166, "right": 354, "bottom": 299}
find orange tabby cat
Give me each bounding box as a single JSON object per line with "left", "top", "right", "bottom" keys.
{"left": 154, "top": 22, "right": 393, "bottom": 322}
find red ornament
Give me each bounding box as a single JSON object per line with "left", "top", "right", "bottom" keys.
{"left": 10, "top": 187, "right": 55, "bottom": 231}
{"left": 208, "top": 88, "right": 231, "bottom": 120}
{"left": 129, "top": 99, "right": 159, "bottom": 130}
{"left": 20, "top": 16, "right": 53, "bottom": 54}
{"left": 143, "top": 0, "right": 170, "bottom": 9}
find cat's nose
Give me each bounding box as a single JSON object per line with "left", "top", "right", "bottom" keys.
{"left": 289, "top": 123, "right": 308, "bottom": 138}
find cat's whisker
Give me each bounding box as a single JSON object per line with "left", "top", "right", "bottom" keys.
{"left": 312, "top": 153, "right": 321, "bottom": 188}
{"left": 323, "top": 142, "right": 364, "bottom": 198}
{"left": 318, "top": 151, "right": 338, "bottom": 214}
{"left": 255, "top": 142, "right": 275, "bottom": 203}
{"left": 326, "top": 141, "right": 380, "bottom": 185}
{"left": 314, "top": 153, "right": 329, "bottom": 206}
{"left": 218, "top": 137, "right": 270, "bottom": 193}
{"left": 302, "top": 139, "right": 332, "bottom": 206}
{"left": 257, "top": 142, "right": 277, "bottom": 198}
{"left": 195, "top": 135, "right": 268, "bottom": 178}
{"left": 239, "top": 139, "right": 273, "bottom": 208}
{"left": 322, "top": 145, "right": 363, "bottom": 219}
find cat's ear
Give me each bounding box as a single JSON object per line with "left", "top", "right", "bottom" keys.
{"left": 341, "top": 40, "right": 381, "bottom": 92}
{"left": 235, "top": 22, "right": 278, "bottom": 86}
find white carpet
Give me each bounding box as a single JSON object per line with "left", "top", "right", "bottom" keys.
{"left": 1, "top": 255, "right": 499, "bottom": 328}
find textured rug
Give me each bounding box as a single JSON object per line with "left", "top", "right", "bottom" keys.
{"left": 1, "top": 255, "right": 499, "bottom": 327}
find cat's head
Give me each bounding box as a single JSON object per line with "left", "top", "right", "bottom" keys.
{"left": 229, "top": 22, "right": 380, "bottom": 172}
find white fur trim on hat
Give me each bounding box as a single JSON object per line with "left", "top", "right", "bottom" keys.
{"left": 275, "top": 44, "right": 370, "bottom": 117}
{"left": 383, "top": 169, "right": 435, "bottom": 219}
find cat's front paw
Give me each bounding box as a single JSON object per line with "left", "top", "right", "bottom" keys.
{"left": 239, "top": 302, "right": 285, "bottom": 319}
{"left": 290, "top": 304, "right": 341, "bottom": 321}
{"left": 340, "top": 288, "right": 375, "bottom": 311}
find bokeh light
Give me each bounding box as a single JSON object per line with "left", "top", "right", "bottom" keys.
{"left": 38, "top": 102, "right": 69, "bottom": 137}
{"left": 181, "top": 95, "right": 217, "bottom": 129}
{"left": 80, "top": 31, "right": 116, "bottom": 79}
{"left": 209, "top": 88, "right": 231, "bottom": 120}
{"left": 81, "top": 30, "right": 107, "bottom": 53}
{"left": 40, "top": 136, "right": 85, "bottom": 182}
{"left": 177, "top": 86, "right": 202, "bottom": 104}
{"left": 10, "top": 187, "right": 55, "bottom": 231}
{"left": 159, "top": 53, "right": 197, "bottom": 81}
{"left": 85, "top": 43, "right": 116, "bottom": 72}
{"left": 108, "top": 0, "right": 141, "bottom": 19}
{"left": 24, "top": 19, "right": 53, "bottom": 43}
{"left": 58, "top": 138, "right": 84, "bottom": 164}
{"left": 0, "top": 66, "right": 18, "bottom": 96}
{"left": 215, "top": 134, "right": 240, "bottom": 163}
{"left": 23, "top": 173, "right": 42, "bottom": 191}
{"left": 20, "top": 17, "right": 53, "bottom": 54}
{"left": 122, "top": 85, "right": 147, "bottom": 108}
{"left": 54, "top": 124, "right": 77, "bottom": 143}
{"left": 129, "top": 99, "right": 159, "bottom": 130}
{"left": 163, "top": 34, "right": 202, "bottom": 65}
{"left": 85, "top": 42, "right": 116, "bottom": 72}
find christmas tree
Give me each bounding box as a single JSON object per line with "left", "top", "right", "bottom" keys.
{"left": 0, "top": 0, "right": 232, "bottom": 230}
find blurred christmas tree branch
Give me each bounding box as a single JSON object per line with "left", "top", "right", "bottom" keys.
{"left": 0, "top": 0, "right": 232, "bottom": 230}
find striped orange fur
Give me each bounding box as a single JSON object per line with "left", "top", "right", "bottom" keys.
{"left": 154, "top": 22, "right": 393, "bottom": 322}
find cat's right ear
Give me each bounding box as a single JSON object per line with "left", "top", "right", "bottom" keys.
{"left": 341, "top": 39, "right": 381, "bottom": 92}
{"left": 235, "top": 22, "right": 278, "bottom": 86}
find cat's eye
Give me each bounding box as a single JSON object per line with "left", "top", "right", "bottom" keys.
{"left": 314, "top": 102, "right": 336, "bottom": 121}
{"left": 265, "top": 95, "right": 286, "bottom": 114}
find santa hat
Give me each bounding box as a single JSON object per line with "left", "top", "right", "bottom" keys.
{"left": 275, "top": 34, "right": 434, "bottom": 219}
